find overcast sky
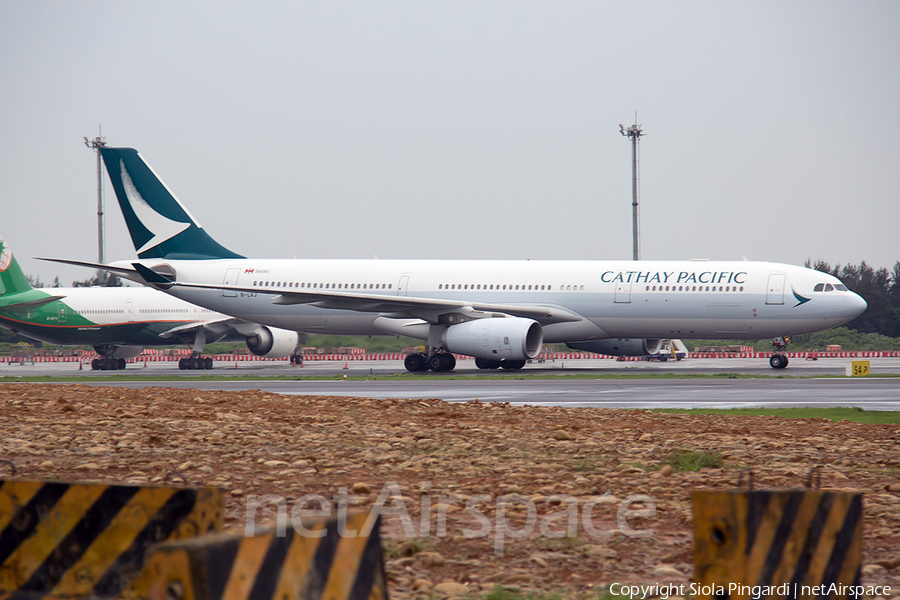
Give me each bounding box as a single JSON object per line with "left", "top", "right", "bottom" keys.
{"left": 2, "top": 0, "right": 898, "bottom": 285}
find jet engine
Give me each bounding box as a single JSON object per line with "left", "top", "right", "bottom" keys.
{"left": 444, "top": 317, "right": 543, "bottom": 361}
{"left": 567, "top": 338, "right": 663, "bottom": 356}
{"left": 93, "top": 345, "right": 144, "bottom": 359}
{"left": 246, "top": 327, "right": 299, "bottom": 358}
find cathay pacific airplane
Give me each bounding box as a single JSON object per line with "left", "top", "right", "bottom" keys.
{"left": 46, "top": 147, "right": 867, "bottom": 372}
{"left": 1, "top": 233, "right": 299, "bottom": 370}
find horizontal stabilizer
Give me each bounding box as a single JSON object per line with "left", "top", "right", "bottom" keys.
{"left": 132, "top": 263, "right": 175, "bottom": 289}
{"left": 0, "top": 295, "right": 66, "bottom": 312}
{"left": 37, "top": 257, "right": 139, "bottom": 276}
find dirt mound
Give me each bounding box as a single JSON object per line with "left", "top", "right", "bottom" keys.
{"left": 2, "top": 384, "right": 899, "bottom": 599}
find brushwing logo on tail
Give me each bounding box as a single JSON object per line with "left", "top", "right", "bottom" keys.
{"left": 0, "top": 235, "right": 11, "bottom": 272}
{"left": 120, "top": 160, "right": 191, "bottom": 254}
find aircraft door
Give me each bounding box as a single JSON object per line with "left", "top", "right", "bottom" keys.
{"left": 398, "top": 276, "right": 409, "bottom": 297}
{"left": 125, "top": 301, "right": 135, "bottom": 322}
{"left": 766, "top": 274, "right": 786, "bottom": 305}
{"left": 223, "top": 268, "right": 240, "bottom": 297}
{"left": 614, "top": 281, "right": 632, "bottom": 303}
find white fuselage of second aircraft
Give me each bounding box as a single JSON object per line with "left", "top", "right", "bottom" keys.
{"left": 111, "top": 257, "right": 867, "bottom": 343}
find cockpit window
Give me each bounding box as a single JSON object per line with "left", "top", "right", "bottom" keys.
{"left": 834, "top": 284, "right": 848, "bottom": 291}
{"left": 824, "top": 284, "right": 834, "bottom": 291}
{"left": 814, "top": 283, "right": 825, "bottom": 292}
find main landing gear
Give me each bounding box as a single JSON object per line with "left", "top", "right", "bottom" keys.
{"left": 91, "top": 357, "right": 127, "bottom": 371}
{"left": 404, "top": 351, "right": 457, "bottom": 373}
{"left": 179, "top": 355, "right": 214, "bottom": 370}
{"left": 769, "top": 336, "right": 791, "bottom": 369}
{"left": 178, "top": 331, "right": 214, "bottom": 370}
{"left": 475, "top": 358, "right": 526, "bottom": 371}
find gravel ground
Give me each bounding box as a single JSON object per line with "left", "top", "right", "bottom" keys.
{"left": 2, "top": 383, "right": 899, "bottom": 599}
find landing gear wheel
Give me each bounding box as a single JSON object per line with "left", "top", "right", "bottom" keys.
{"left": 769, "top": 354, "right": 789, "bottom": 369}
{"left": 204, "top": 357, "right": 213, "bottom": 370}
{"left": 118, "top": 358, "right": 126, "bottom": 370}
{"left": 475, "top": 358, "right": 502, "bottom": 370}
{"left": 404, "top": 353, "right": 425, "bottom": 373}
{"left": 91, "top": 359, "right": 100, "bottom": 371}
{"left": 441, "top": 353, "right": 456, "bottom": 372}
{"left": 179, "top": 358, "right": 188, "bottom": 370}
{"left": 500, "top": 360, "right": 526, "bottom": 370}
{"left": 425, "top": 353, "right": 456, "bottom": 372}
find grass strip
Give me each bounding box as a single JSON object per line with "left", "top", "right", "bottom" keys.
{"left": 650, "top": 406, "right": 900, "bottom": 424}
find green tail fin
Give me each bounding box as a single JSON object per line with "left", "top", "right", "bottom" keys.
{"left": 0, "top": 234, "right": 34, "bottom": 297}
{"left": 100, "top": 147, "right": 245, "bottom": 260}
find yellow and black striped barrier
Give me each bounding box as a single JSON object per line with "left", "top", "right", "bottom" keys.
{"left": 145, "top": 511, "right": 387, "bottom": 600}
{"left": 0, "top": 480, "right": 223, "bottom": 600}
{"left": 693, "top": 490, "right": 862, "bottom": 600}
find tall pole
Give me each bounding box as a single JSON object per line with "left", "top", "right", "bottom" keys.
{"left": 620, "top": 119, "right": 644, "bottom": 261}
{"left": 84, "top": 130, "right": 107, "bottom": 282}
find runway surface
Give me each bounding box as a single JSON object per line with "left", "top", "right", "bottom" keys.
{"left": 4, "top": 357, "right": 899, "bottom": 410}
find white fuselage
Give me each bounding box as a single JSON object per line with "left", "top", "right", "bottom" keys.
{"left": 57, "top": 286, "right": 224, "bottom": 327}
{"left": 112, "top": 258, "right": 867, "bottom": 343}
{"left": 0, "top": 285, "right": 232, "bottom": 348}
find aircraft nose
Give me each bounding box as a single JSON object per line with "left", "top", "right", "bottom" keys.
{"left": 847, "top": 292, "right": 867, "bottom": 319}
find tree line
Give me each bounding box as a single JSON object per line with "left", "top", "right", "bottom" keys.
{"left": 809, "top": 260, "right": 900, "bottom": 339}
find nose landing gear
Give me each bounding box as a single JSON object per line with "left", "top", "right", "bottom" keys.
{"left": 769, "top": 336, "right": 791, "bottom": 369}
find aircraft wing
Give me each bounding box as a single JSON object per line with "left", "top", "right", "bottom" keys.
{"left": 37, "top": 257, "right": 139, "bottom": 276}
{"left": 155, "top": 317, "right": 270, "bottom": 344}
{"left": 37, "top": 260, "right": 586, "bottom": 325}
{"left": 156, "top": 317, "right": 242, "bottom": 339}
{"left": 272, "top": 289, "right": 581, "bottom": 324}
{"left": 149, "top": 277, "right": 584, "bottom": 325}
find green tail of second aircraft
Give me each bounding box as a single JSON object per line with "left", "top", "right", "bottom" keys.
{"left": 99, "top": 147, "right": 245, "bottom": 261}
{"left": 0, "top": 234, "right": 35, "bottom": 297}
{"left": 0, "top": 234, "right": 69, "bottom": 322}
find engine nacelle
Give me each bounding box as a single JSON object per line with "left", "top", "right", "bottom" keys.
{"left": 567, "top": 338, "right": 663, "bottom": 356}
{"left": 93, "top": 345, "right": 144, "bottom": 359}
{"left": 444, "top": 317, "right": 543, "bottom": 361}
{"left": 246, "top": 327, "right": 299, "bottom": 358}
